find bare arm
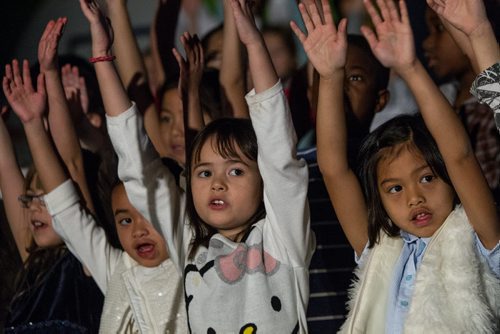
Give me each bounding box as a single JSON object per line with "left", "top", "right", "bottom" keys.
{"left": 4, "top": 60, "right": 66, "bottom": 195}
{"left": 105, "top": 0, "right": 167, "bottom": 156}
{"left": 172, "top": 32, "right": 205, "bottom": 155}
{"left": 363, "top": 0, "right": 499, "bottom": 248}
{"left": 173, "top": 32, "right": 205, "bottom": 132}
{"left": 81, "top": 0, "right": 131, "bottom": 119}
{"left": 155, "top": 0, "right": 182, "bottom": 86}
{"left": 0, "top": 111, "right": 30, "bottom": 261}
{"left": 220, "top": 0, "right": 249, "bottom": 118}
{"left": 230, "top": 0, "right": 278, "bottom": 93}
{"left": 38, "top": 18, "right": 95, "bottom": 213}
{"left": 427, "top": 0, "right": 500, "bottom": 73}
{"left": 291, "top": 0, "right": 368, "bottom": 255}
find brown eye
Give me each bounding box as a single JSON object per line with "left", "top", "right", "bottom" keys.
{"left": 388, "top": 185, "right": 402, "bottom": 194}
{"left": 421, "top": 175, "right": 434, "bottom": 183}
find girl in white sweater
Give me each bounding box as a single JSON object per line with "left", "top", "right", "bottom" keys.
{"left": 291, "top": 0, "right": 499, "bottom": 332}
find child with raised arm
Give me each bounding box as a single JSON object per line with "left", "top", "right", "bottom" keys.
{"left": 2, "top": 19, "right": 104, "bottom": 333}
{"left": 94, "top": 0, "right": 315, "bottom": 331}
{"left": 427, "top": 0, "right": 500, "bottom": 132}
{"left": 292, "top": 0, "right": 499, "bottom": 332}
{"left": 13, "top": 4, "right": 188, "bottom": 333}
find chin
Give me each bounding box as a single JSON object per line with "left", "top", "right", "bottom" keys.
{"left": 138, "top": 259, "right": 164, "bottom": 267}
{"left": 35, "top": 239, "right": 64, "bottom": 249}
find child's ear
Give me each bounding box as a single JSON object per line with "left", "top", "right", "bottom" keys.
{"left": 375, "top": 89, "right": 390, "bottom": 113}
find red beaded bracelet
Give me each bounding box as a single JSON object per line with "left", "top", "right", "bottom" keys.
{"left": 89, "top": 55, "right": 116, "bottom": 63}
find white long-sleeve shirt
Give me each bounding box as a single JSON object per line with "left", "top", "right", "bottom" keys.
{"left": 107, "top": 82, "right": 315, "bottom": 333}
{"left": 45, "top": 180, "right": 188, "bottom": 333}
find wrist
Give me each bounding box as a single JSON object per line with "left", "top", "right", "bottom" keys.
{"left": 320, "top": 68, "right": 345, "bottom": 82}
{"left": 394, "top": 59, "right": 420, "bottom": 78}
{"left": 22, "top": 114, "right": 44, "bottom": 127}
{"left": 469, "top": 21, "right": 493, "bottom": 40}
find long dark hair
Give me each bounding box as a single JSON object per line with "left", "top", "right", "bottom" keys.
{"left": 357, "top": 115, "right": 458, "bottom": 247}
{"left": 185, "top": 118, "right": 265, "bottom": 259}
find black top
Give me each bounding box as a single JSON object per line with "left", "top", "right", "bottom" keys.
{"left": 5, "top": 251, "right": 103, "bottom": 333}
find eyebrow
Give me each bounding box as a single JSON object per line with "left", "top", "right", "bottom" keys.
{"left": 114, "top": 209, "right": 130, "bottom": 216}
{"left": 379, "top": 164, "right": 429, "bottom": 186}
{"left": 193, "top": 159, "right": 249, "bottom": 170}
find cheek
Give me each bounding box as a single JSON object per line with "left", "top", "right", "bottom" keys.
{"left": 378, "top": 193, "right": 397, "bottom": 219}
{"left": 190, "top": 181, "right": 205, "bottom": 205}
{"left": 248, "top": 179, "right": 263, "bottom": 206}
{"left": 116, "top": 229, "right": 131, "bottom": 249}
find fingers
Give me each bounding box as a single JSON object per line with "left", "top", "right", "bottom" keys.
{"left": 53, "top": 17, "right": 67, "bottom": 37}
{"left": 289, "top": 21, "right": 306, "bottom": 44}
{"left": 322, "top": 0, "right": 335, "bottom": 26}
{"left": 376, "top": 0, "right": 392, "bottom": 23}
{"left": 179, "top": 32, "right": 204, "bottom": 69}
{"left": 36, "top": 73, "right": 46, "bottom": 97}
{"left": 297, "top": 2, "right": 315, "bottom": 35}
{"left": 386, "top": 0, "right": 401, "bottom": 23}
{"left": 172, "top": 48, "right": 185, "bottom": 69}
{"left": 12, "top": 60, "right": 23, "bottom": 88}
{"left": 4, "top": 63, "right": 13, "bottom": 82}
{"left": 338, "top": 18, "right": 348, "bottom": 36}
{"left": 398, "top": 0, "right": 410, "bottom": 25}
{"left": 48, "top": 17, "right": 67, "bottom": 49}
{"left": 360, "top": 25, "right": 378, "bottom": 51}
{"left": 305, "top": 0, "right": 324, "bottom": 28}
{"left": 22, "top": 60, "right": 34, "bottom": 93}
{"left": 40, "top": 20, "right": 56, "bottom": 45}
{"left": 364, "top": 0, "right": 383, "bottom": 26}
{"left": 2, "top": 76, "right": 11, "bottom": 97}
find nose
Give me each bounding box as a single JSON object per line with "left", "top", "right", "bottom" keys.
{"left": 211, "top": 175, "right": 227, "bottom": 192}
{"left": 27, "top": 199, "right": 44, "bottom": 212}
{"left": 132, "top": 219, "right": 149, "bottom": 238}
{"left": 407, "top": 185, "right": 425, "bottom": 207}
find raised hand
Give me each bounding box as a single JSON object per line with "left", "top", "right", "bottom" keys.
{"left": 172, "top": 32, "right": 205, "bottom": 132}
{"left": 230, "top": 0, "right": 262, "bottom": 47}
{"left": 290, "top": 0, "right": 348, "bottom": 79}
{"left": 172, "top": 32, "right": 205, "bottom": 99}
{"left": 38, "top": 17, "right": 67, "bottom": 72}
{"left": 61, "top": 64, "right": 89, "bottom": 115}
{"left": 361, "top": 0, "right": 415, "bottom": 72}
{"left": 3, "top": 60, "right": 46, "bottom": 123}
{"left": 427, "top": 0, "right": 488, "bottom": 37}
{"left": 79, "top": 0, "right": 114, "bottom": 56}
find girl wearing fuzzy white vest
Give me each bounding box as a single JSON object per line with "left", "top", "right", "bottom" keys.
{"left": 291, "top": 0, "right": 500, "bottom": 332}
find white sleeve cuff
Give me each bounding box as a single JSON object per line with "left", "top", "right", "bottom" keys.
{"left": 43, "top": 179, "right": 80, "bottom": 216}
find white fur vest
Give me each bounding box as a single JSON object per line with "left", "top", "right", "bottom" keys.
{"left": 339, "top": 206, "right": 499, "bottom": 334}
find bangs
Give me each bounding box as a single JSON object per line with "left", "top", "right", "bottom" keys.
{"left": 190, "top": 118, "right": 258, "bottom": 166}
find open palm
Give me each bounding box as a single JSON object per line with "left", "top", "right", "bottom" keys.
{"left": 362, "top": 0, "right": 415, "bottom": 71}
{"left": 3, "top": 60, "right": 46, "bottom": 123}
{"left": 291, "top": 0, "right": 347, "bottom": 79}
{"left": 79, "top": 0, "right": 114, "bottom": 55}
{"left": 427, "top": 0, "right": 487, "bottom": 36}
{"left": 38, "top": 18, "right": 66, "bottom": 72}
